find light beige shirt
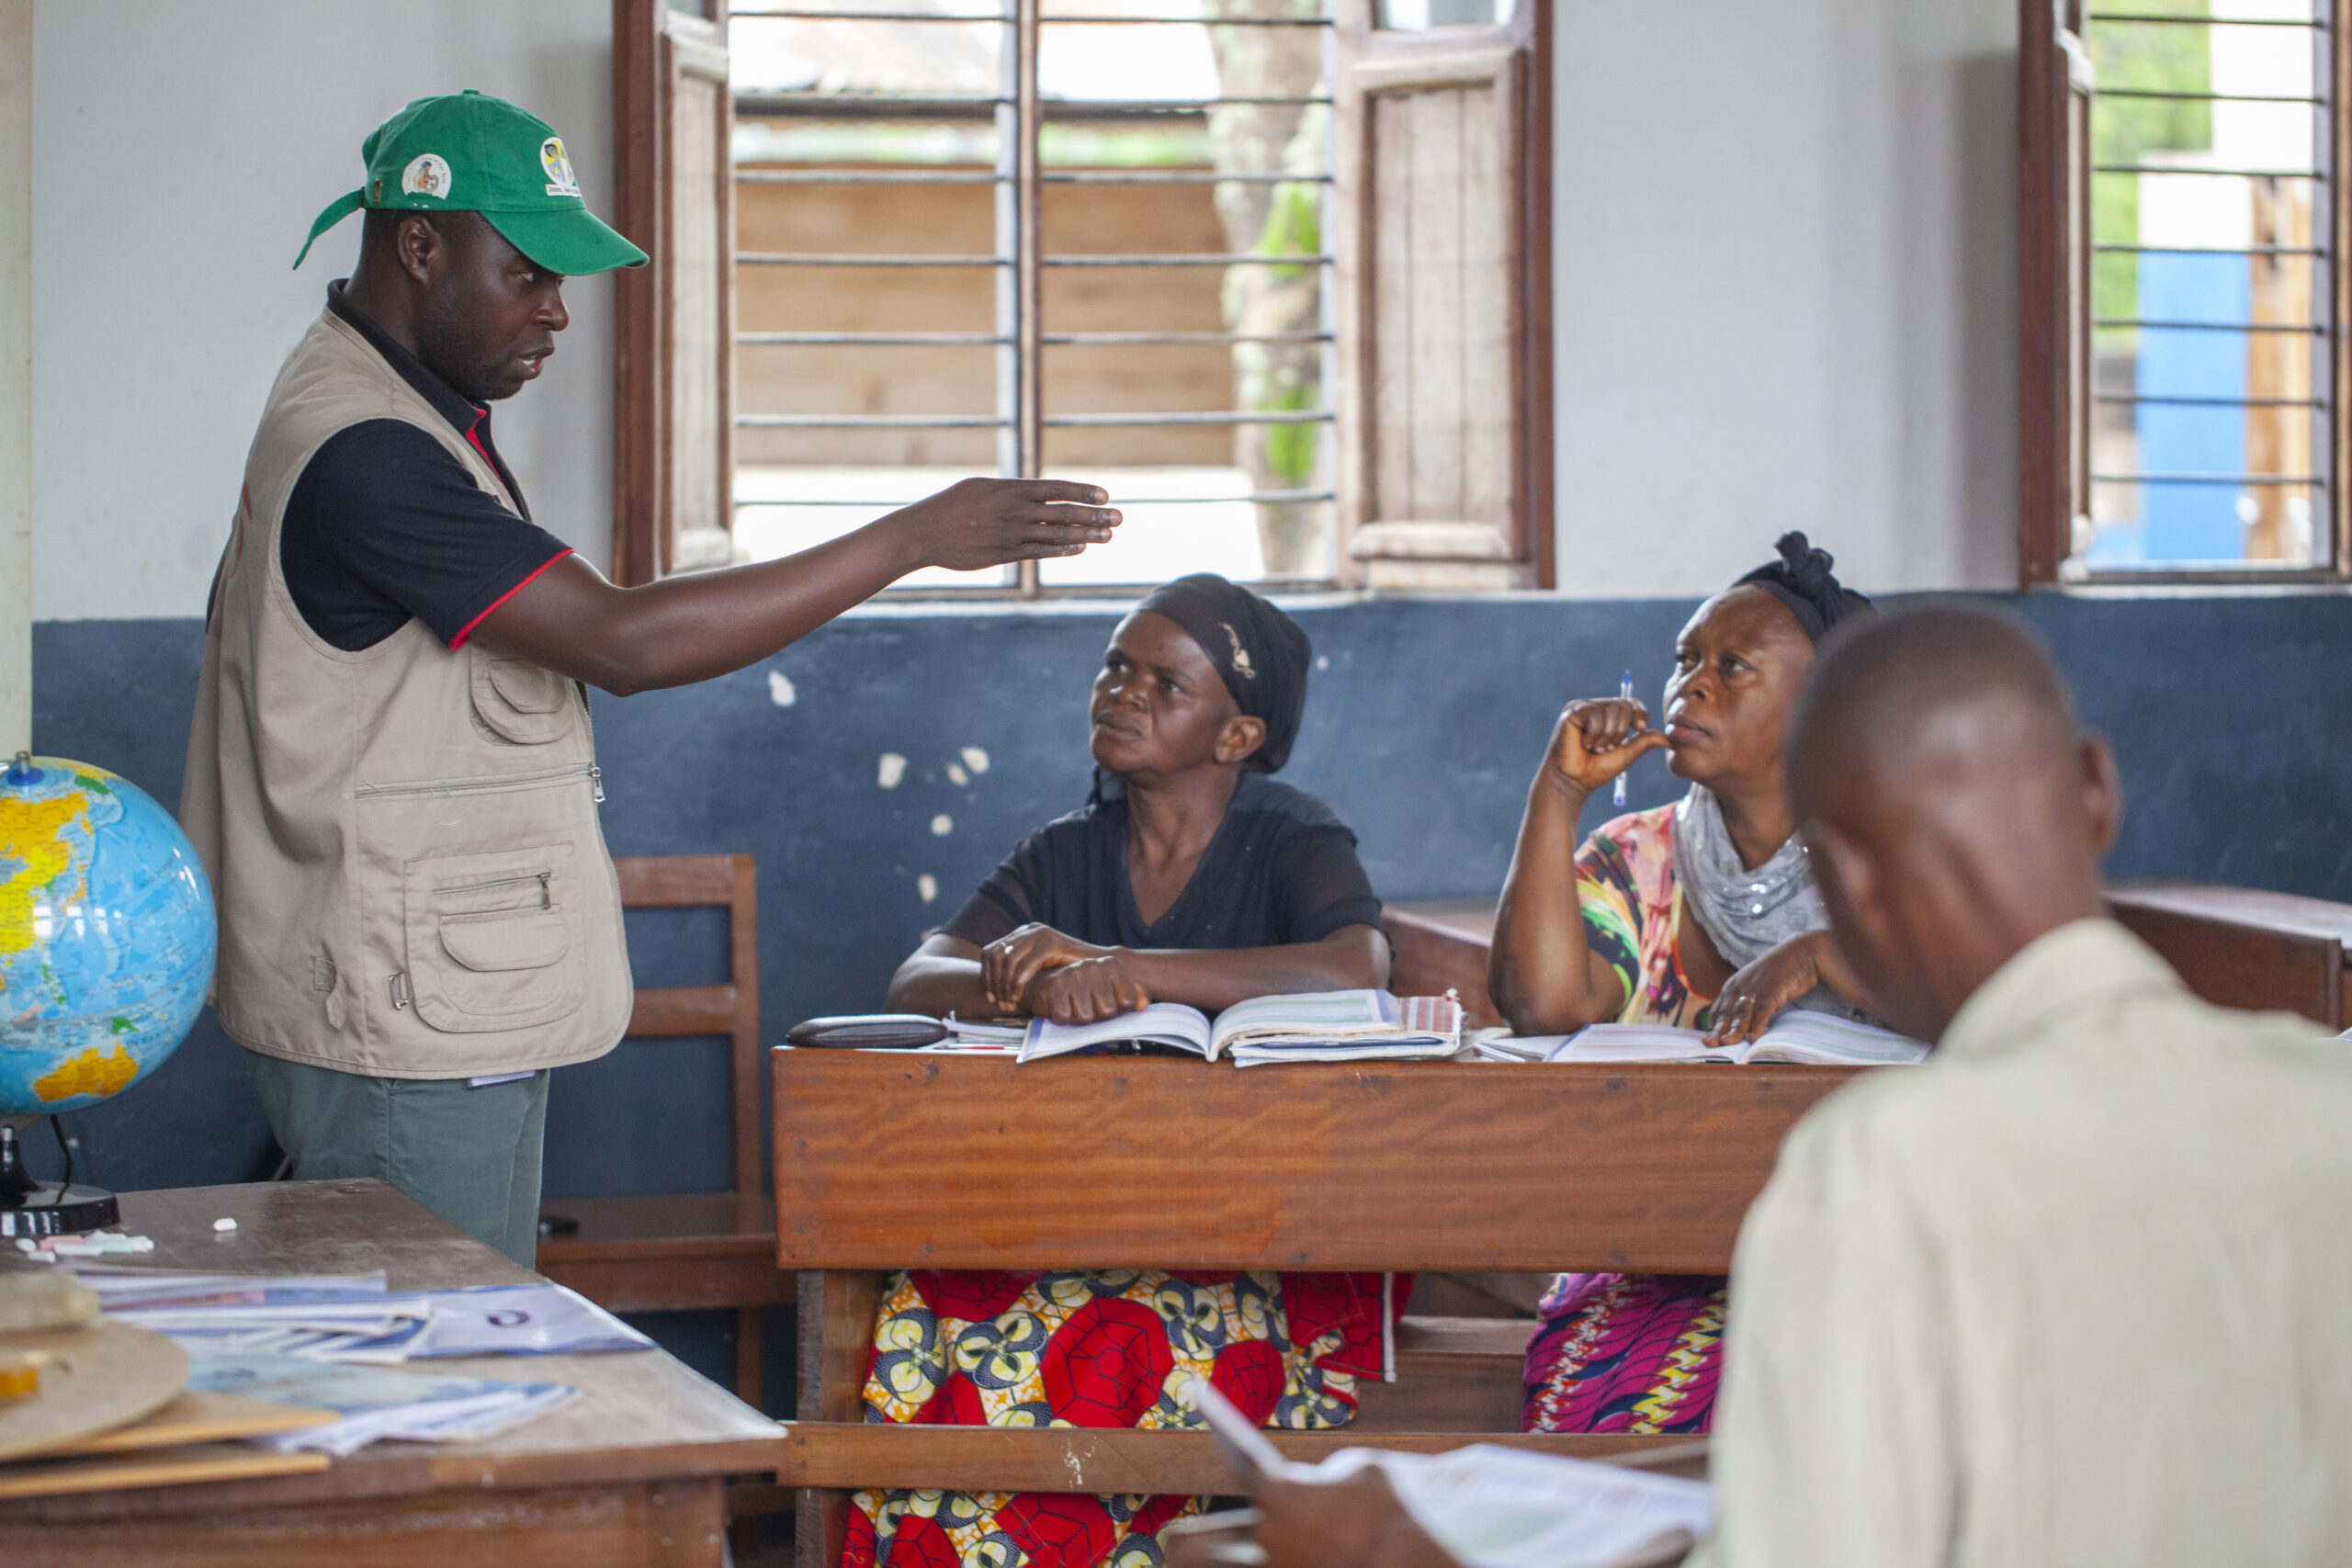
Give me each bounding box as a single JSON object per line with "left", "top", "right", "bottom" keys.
{"left": 1689, "top": 917, "right": 2352, "bottom": 1568}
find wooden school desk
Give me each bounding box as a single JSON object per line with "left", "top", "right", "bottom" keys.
{"left": 1385, "top": 881, "right": 2352, "bottom": 1034}
{"left": 0, "top": 1179, "right": 782, "bottom": 1568}
{"left": 774, "top": 1049, "right": 1857, "bottom": 1566}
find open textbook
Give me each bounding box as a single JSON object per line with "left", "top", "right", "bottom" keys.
{"left": 1018, "top": 989, "right": 1462, "bottom": 1066}
{"left": 1185, "top": 1375, "right": 1712, "bottom": 1568}
{"left": 1479, "top": 1010, "right": 1928, "bottom": 1067}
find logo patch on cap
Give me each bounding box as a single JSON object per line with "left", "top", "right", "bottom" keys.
{"left": 541, "top": 137, "right": 581, "bottom": 197}
{"left": 401, "top": 153, "right": 452, "bottom": 200}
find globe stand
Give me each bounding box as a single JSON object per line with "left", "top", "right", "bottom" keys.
{"left": 0, "top": 1125, "right": 119, "bottom": 1238}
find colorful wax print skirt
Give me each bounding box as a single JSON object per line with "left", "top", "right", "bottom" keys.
{"left": 844, "top": 1268, "right": 1396, "bottom": 1568}
{"left": 1520, "top": 1271, "right": 1725, "bottom": 1436}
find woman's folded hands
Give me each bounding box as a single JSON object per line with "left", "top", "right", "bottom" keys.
{"left": 983, "top": 922, "right": 1155, "bottom": 1023}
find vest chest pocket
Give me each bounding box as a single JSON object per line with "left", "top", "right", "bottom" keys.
{"left": 401, "top": 844, "right": 586, "bottom": 1032}
{"left": 470, "top": 650, "right": 579, "bottom": 745}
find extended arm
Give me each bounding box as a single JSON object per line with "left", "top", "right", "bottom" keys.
{"left": 1489, "top": 698, "right": 1669, "bottom": 1035}
{"left": 885, "top": 932, "right": 1003, "bottom": 1021}
{"left": 472, "top": 479, "right": 1118, "bottom": 695}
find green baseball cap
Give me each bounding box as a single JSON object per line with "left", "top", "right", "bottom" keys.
{"left": 294, "top": 90, "right": 648, "bottom": 275}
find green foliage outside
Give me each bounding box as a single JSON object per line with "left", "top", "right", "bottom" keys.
{"left": 1245, "top": 179, "right": 1324, "bottom": 486}
{"left": 1261, "top": 383, "right": 1317, "bottom": 485}
{"left": 2087, "top": 8, "right": 2213, "bottom": 350}
{"left": 1256, "top": 180, "right": 1321, "bottom": 278}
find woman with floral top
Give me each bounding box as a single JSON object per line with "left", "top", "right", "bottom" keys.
{"left": 1490, "top": 533, "right": 1877, "bottom": 1436}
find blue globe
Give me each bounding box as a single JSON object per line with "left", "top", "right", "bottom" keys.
{"left": 0, "top": 755, "right": 217, "bottom": 1117}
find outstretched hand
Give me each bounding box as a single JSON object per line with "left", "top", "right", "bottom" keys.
{"left": 885, "top": 478, "right": 1122, "bottom": 572}
{"left": 1540, "top": 697, "right": 1671, "bottom": 799}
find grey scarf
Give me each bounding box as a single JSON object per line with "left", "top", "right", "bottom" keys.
{"left": 1671, "top": 784, "right": 1855, "bottom": 1018}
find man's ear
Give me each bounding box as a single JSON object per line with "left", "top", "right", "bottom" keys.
{"left": 1216, "top": 713, "right": 1268, "bottom": 767}
{"left": 396, "top": 213, "right": 446, "bottom": 285}
{"left": 2079, "top": 731, "right": 2124, "bottom": 858}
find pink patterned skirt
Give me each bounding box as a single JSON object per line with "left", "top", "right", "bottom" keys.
{"left": 1520, "top": 1272, "right": 1726, "bottom": 1435}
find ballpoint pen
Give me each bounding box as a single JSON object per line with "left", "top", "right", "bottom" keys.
{"left": 1614, "top": 669, "right": 1634, "bottom": 807}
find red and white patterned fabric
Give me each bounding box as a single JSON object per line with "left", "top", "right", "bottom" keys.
{"left": 843, "top": 1268, "right": 1396, "bottom": 1568}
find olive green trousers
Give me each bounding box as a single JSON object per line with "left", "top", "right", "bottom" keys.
{"left": 242, "top": 1050, "right": 548, "bottom": 1268}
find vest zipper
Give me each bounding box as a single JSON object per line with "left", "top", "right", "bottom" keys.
{"left": 389, "top": 972, "right": 412, "bottom": 1010}
{"left": 437, "top": 871, "right": 553, "bottom": 907}
{"left": 578, "top": 682, "right": 605, "bottom": 803}
{"left": 354, "top": 761, "right": 600, "bottom": 801}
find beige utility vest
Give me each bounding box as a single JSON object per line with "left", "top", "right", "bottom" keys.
{"left": 181, "top": 308, "right": 631, "bottom": 1079}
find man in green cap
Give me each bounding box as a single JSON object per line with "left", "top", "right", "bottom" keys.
{"left": 181, "top": 92, "right": 1119, "bottom": 1265}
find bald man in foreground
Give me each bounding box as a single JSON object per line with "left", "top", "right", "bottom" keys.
{"left": 1180, "top": 604, "right": 2352, "bottom": 1568}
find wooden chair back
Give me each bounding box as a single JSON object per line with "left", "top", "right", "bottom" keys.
{"left": 611, "top": 852, "right": 765, "bottom": 1221}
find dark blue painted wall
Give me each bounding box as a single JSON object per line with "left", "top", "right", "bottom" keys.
{"left": 26, "top": 591, "right": 2352, "bottom": 1201}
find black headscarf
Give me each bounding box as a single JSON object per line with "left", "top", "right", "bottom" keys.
{"left": 1133, "top": 573, "right": 1311, "bottom": 773}
{"left": 1734, "top": 532, "right": 1874, "bottom": 644}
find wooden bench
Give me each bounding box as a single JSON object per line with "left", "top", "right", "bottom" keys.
{"left": 775, "top": 1050, "right": 1859, "bottom": 1565}
{"left": 1385, "top": 880, "right": 2352, "bottom": 1033}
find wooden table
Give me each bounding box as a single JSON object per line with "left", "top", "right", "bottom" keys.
{"left": 775, "top": 1049, "right": 1858, "bottom": 1563}
{"left": 0, "top": 1179, "right": 783, "bottom": 1568}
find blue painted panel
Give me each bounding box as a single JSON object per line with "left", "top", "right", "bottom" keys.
{"left": 28, "top": 592, "right": 2352, "bottom": 1199}
{"left": 2136, "top": 251, "right": 2250, "bottom": 561}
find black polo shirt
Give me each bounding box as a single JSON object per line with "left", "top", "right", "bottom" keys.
{"left": 940, "top": 773, "right": 1387, "bottom": 953}
{"left": 277, "top": 284, "right": 574, "bottom": 651}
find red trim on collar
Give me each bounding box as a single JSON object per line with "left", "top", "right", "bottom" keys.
{"left": 448, "top": 548, "right": 573, "bottom": 650}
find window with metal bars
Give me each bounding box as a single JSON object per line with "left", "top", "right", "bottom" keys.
{"left": 2022, "top": 0, "right": 2348, "bottom": 581}
{"left": 729, "top": 0, "right": 1341, "bottom": 595}
{"left": 613, "top": 0, "right": 1549, "bottom": 593}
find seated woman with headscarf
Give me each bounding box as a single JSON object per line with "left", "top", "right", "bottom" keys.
{"left": 1490, "top": 533, "right": 1876, "bottom": 1438}
{"left": 854, "top": 575, "right": 1396, "bottom": 1568}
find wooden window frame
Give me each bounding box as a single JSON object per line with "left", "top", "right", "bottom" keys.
{"left": 2019, "top": 0, "right": 2352, "bottom": 588}
{"left": 612, "top": 0, "right": 1553, "bottom": 595}
{"left": 613, "top": 0, "right": 737, "bottom": 587}
{"left": 1334, "top": 0, "right": 1554, "bottom": 591}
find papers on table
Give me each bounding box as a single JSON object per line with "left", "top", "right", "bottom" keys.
{"left": 187, "top": 1353, "right": 577, "bottom": 1458}
{"left": 68, "top": 1268, "right": 652, "bottom": 1364}
{"left": 60, "top": 1271, "right": 646, "bottom": 1456}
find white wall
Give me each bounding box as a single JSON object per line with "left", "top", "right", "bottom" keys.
{"left": 1551, "top": 0, "right": 2020, "bottom": 596}
{"left": 26, "top": 0, "right": 2023, "bottom": 621}
{"left": 1, "top": 0, "right": 28, "bottom": 746}
{"left": 29, "top": 0, "right": 616, "bottom": 622}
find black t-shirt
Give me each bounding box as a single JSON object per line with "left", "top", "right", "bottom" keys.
{"left": 277, "top": 285, "right": 575, "bottom": 651}
{"left": 941, "top": 773, "right": 1387, "bottom": 952}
